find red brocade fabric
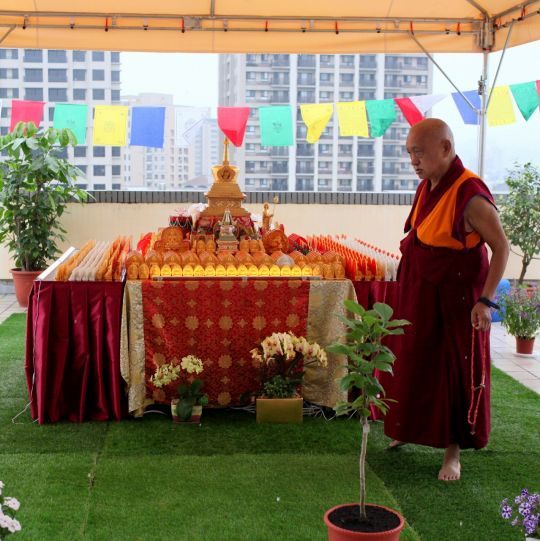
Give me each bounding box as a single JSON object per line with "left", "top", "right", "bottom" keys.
{"left": 141, "top": 279, "right": 310, "bottom": 407}
{"left": 25, "top": 281, "right": 126, "bottom": 424}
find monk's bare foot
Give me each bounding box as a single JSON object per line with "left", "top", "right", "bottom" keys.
{"left": 438, "top": 444, "right": 461, "bottom": 481}
{"left": 388, "top": 440, "right": 407, "bottom": 450}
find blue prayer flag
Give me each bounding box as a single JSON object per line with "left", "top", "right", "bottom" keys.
{"left": 451, "top": 91, "right": 481, "bottom": 125}
{"left": 130, "top": 106, "right": 165, "bottom": 148}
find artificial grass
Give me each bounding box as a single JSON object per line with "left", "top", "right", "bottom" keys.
{"left": 1, "top": 312, "right": 539, "bottom": 540}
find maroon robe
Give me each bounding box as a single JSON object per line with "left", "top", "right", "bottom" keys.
{"left": 383, "top": 156, "right": 494, "bottom": 449}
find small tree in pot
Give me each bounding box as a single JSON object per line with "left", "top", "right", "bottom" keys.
{"left": 0, "top": 122, "right": 88, "bottom": 305}
{"left": 325, "top": 300, "right": 410, "bottom": 540}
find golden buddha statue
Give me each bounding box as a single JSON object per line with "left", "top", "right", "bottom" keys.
{"left": 201, "top": 138, "right": 250, "bottom": 218}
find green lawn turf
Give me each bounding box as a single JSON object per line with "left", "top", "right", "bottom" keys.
{"left": 1, "top": 313, "right": 539, "bottom": 540}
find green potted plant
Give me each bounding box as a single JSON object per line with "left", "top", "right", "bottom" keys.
{"left": 0, "top": 121, "right": 88, "bottom": 306}
{"left": 499, "top": 163, "right": 540, "bottom": 285}
{"left": 150, "top": 355, "right": 209, "bottom": 423}
{"left": 250, "top": 331, "right": 327, "bottom": 423}
{"left": 500, "top": 287, "right": 540, "bottom": 355}
{"left": 325, "top": 300, "right": 410, "bottom": 540}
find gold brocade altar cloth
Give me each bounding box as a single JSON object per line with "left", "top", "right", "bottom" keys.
{"left": 120, "top": 279, "right": 356, "bottom": 416}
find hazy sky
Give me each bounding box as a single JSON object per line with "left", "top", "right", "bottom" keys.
{"left": 121, "top": 41, "right": 540, "bottom": 184}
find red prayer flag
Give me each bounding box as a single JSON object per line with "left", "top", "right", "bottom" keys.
{"left": 10, "top": 100, "right": 45, "bottom": 132}
{"left": 217, "top": 107, "right": 250, "bottom": 147}
{"left": 394, "top": 97, "right": 424, "bottom": 126}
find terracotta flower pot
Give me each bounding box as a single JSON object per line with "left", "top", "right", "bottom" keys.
{"left": 324, "top": 503, "right": 405, "bottom": 541}
{"left": 171, "top": 400, "right": 203, "bottom": 424}
{"left": 256, "top": 397, "right": 303, "bottom": 424}
{"left": 10, "top": 269, "right": 42, "bottom": 308}
{"left": 515, "top": 337, "right": 535, "bottom": 355}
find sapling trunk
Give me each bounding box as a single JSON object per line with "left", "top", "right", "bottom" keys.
{"left": 359, "top": 414, "right": 370, "bottom": 521}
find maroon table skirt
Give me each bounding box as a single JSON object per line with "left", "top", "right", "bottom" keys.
{"left": 25, "top": 281, "right": 126, "bottom": 424}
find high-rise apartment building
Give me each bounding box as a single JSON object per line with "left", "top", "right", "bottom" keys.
{"left": 219, "top": 53, "right": 433, "bottom": 192}
{"left": 0, "top": 48, "right": 122, "bottom": 190}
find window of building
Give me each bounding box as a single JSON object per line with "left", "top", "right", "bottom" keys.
{"left": 24, "top": 88, "right": 43, "bottom": 101}
{"left": 112, "top": 166, "right": 121, "bottom": 176}
{"left": 0, "top": 127, "right": 8, "bottom": 136}
{"left": 92, "top": 51, "right": 105, "bottom": 62}
{"left": 339, "top": 91, "right": 354, "bottom": 100}
{"left": 73, "top": 50, "right": 86, "bottom": 62}
{"left": 73, "top": 69, "right": 86, "bottom": 81}
{"left": 75, "top": 165, "right": 87, "bottom": 175}
{"left": 0, "top": 68, "right": 18, "bottom": 79}
{"left": 111, "top": 147, "right": 121, "bottom": 157}
{"left": 56, "top": 147, "right": 68, "bottom": 159}
{"left": 297, "top": 90, "right": 315, "bottom": 102}
{"left": 1, "top": 107, "right": 9, "bottom": 118}
{"left": 73, "top": 89, "right": 86, "bottom": 101}
{"left": 320, "top": 72, "right": 333, "bottom": 83}
{"left": 93, "top": 183, "right": 106, "bottom": 190}
{"left": 340, "top": 55, "right": 354, "bottom": 66}
{"left": 24, "top": 68, "right": 43, "bottom": 82}
{"left": 74, "top": 147, "right": 87, "bottom": 158}
{"left": 75, "top": 183, "right": 88, "bottom": 189}
{"left": 319, "top": 91, "right": 333, "bottom": 101}
{"left": 48, "top": 88, "right": 68, "bottom": 102}
{"left": 111, "top": 70, "right": 120, "bottom": 82}
{"left": 0, "top": 88, "right": 18, "bottom": 99}
{"left": 93, "top": 146, "right": 106, "bottom": 158}
{"left": 92, "top": 69, "right": 105, "bottom": 81}
{"left": 247, "top": 71, "right": 256, "bottom": 80}
{"left": 320, "top": 55, "right": 334, "bottom": 66}
{"left": 93, "top": 165, "right": 106, "bottom": 176}
{"left": 48, "top": 107, "right": 55, "bottom": 121}
{"left": 48, "top": 50, "right": 67, "bottom": 63}
{"left": 23, "top": 49, "right": 43, "bottom": 62}
{"left": 48, "top": 68, "right": 67, "bottom": 82}
{"left": 340, "top": 73, "right": 354, "bottom": 83}
{"left": 111, "top": 52, "right": 120, "bottom": 63}
{"left": 111, "top": 90, "right": 120, "bottom": 101}
{"left": 0, "top": 49, "right": 18, "bottom": 60}
{"left": 92, "top": 89, "right": 105, "bottom": 100}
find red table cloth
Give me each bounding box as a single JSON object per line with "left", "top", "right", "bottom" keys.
{"left": 25, "top": 280, "right": 126, "bottom": 424}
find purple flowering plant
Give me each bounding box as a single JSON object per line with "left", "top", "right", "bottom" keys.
{"left": 0, "top": 480, "right": 22, "bottom": 539}
{"left": 500, "top": 489, "right": 539, "bottom": 538}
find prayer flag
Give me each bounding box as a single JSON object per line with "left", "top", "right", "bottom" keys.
{"left": 300, "top": 103, "right": 333, "bottom": 143}
{"left": 509, "top": 82, "right": 540, "bottom": 121}
{"left": 217, "top": 107, "right": 250, "bottom": 147}
{"left": 451, "top": 90, "right": 481, "bottom": 125}
{"left": 182, "top": 119, "right": 204, "bottom": 146}
{"left": 336, "top": 101, "right": 369, "bottom": 137}
{"left": 394, "top": 98, "right": 424, "bottom": 126}
{"left": 537, "top": 80, "right": 540, "bottom": 111}
{"left": 130, "top": 106, "right": 165, "bottom": 148}
{"left": 409, "top": 94, "right": 447, "bottom": 114}
{"left": 53, "top": 103, "right": 88, "bottom": 145}
{"left": 259, "top": 105, "right": 293, "bottom": 146}
{"left": 487, "top": 86, "right": 516, "bottom": 127}
{"left": 365, "top": 99, "right": 396, "bottom": 137}
{"left": 10, "top": 99, "right": 44, "bottom": 131}
{"left": 93, "top": 105, "right": 129, "bottom": 146}
{"left": 175, "top": 107, "right": 209, "bottom": 147}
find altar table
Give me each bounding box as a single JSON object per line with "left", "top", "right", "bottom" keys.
{"left": 120, "top": 278, "right": 357, "bottom": 416}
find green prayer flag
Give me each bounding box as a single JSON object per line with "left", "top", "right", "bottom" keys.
{"left": 509, "top": 81, "right": 540, "bottom": 121}
{"left": 259, "top": 105, "right": 293, "bottom": 146}
{"left": 365, "top": 99, "right": 397, "bottom": 137}
{"left": 53, "top": 103, "right": 88, "bottom": 144}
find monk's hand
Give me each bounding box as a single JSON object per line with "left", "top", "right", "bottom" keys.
{"left": 471, "top": 303, "right": 491, "bottom": 332}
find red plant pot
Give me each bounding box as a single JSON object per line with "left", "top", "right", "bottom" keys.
{"left": 516, "top": 337, "right": 535, "bottom": 355}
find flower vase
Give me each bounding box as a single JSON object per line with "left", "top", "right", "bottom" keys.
{"left": 256, "top": 397, "right": 303, "bottom": 424}
{"left": 171, "top": 399, "right": 203, "bottom": 424}
{"left": 516, "top": 337, "right": 535, "bottom": 355}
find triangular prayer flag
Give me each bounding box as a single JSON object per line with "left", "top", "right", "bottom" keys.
{"left": 409, "top": 94, "right": 447, "bottom": 114}
{"left": 259, "top": 105, "right": 293, "bottom": 146}
{"left": 130, "top": 106, "right": 165, "bottom": 148}
{"left": 300, "top": 104, "right": 333, "bottom": 144}
{"left": 53, "top": 103, "right": 88, "bottom": 145}
{"left": 10, "top": 100, "right": 45, "bottom": 132}
{"left": 336, "top": 101, "right": 369, "bottom": 137}
{"left": 510, "top": 82, "right": 540, "bottom": 121}
{"left": 451, "top": 90, "right": 481, "bottom": 125}
{"left": 365, "top": 99, "right": 396, "bottom": 137}
{"left": 217, "top": 107, "right": 250, "bottom": 147}
{"left": 93, "top": 106, "right": 129, "bottom": 146}
{"left": 394, "top": 98, "right": 424, "bottom": 126}
{"left": 487, "top": 86, "right": 516, "bottom": 127}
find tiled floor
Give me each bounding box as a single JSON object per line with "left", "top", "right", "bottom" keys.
{"left": 1, "top": 293, "right": 538, "bottom": 394}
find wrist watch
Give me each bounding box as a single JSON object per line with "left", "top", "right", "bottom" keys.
{"left": 477, "top": 296, "right": 500, "bottom": 310}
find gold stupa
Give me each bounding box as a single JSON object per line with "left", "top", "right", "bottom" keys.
{"left": 200, "top": 139, "right": 250, "bottom": 218}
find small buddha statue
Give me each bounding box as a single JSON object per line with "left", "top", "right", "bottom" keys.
{"left": 262, "top": 203, "right": 273, "bottom": 234}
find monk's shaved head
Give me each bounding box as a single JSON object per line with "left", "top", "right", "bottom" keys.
{"left": 406, "top": 118, "right": 456, "bottom": 184}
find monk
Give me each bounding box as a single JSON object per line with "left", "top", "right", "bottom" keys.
{"left": 384, "top": 118, "right": 509, "bottom": 481}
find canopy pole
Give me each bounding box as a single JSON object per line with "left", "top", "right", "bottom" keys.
{"left": 478, "top": 20, "right": 513, "bottom": 178}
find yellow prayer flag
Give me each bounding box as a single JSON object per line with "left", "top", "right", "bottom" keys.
{"left": 93, "top": 106, "right": 129, "bottom": 146}
{"left": 336, "top": 101, "right": 369, "bottom": 137}
{"left": 487, "top": 86, "right": 516, "bottom": 127}
{"left": 300, "top": 104, "right": 333, "bottom": 144}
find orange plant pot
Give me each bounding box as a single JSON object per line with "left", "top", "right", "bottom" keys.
{"left": 10, "top": 269, "right": 42, "bottom": 308}
{"left": 515, "top": 337, "right": 535, "bottom": 355}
